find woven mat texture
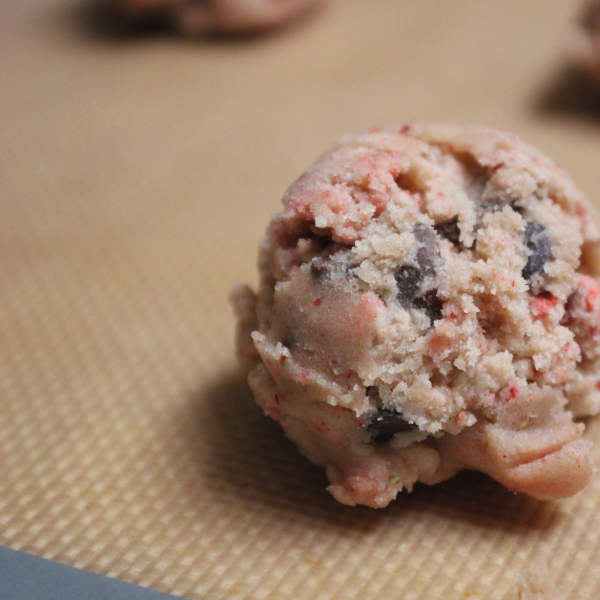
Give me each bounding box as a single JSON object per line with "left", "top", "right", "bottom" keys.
{"left": 2, "top": 1, "right": 600, "bottom": 598}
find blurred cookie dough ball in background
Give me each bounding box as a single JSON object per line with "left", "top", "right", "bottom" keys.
{"left": 569, "top": 0, "right": 600, "bottom": 80}
{"left": 119, "top": 0, "right": 326, "bottom": 34}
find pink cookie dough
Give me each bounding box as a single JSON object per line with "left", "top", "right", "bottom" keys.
{"left": 569, "top": 0, "right": 600, "bottom": 80}
{"left": 119, "top": 0, "right": 324, "bottom": 34}
{"left": 232, "top": 122, "right": 600, "bottom": 508}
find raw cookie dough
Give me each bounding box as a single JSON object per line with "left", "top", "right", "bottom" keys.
{"left": 569, "top": 0, "right": 600, "bottom": 80}
{"left": 232, "top": 122, "right": 600, "bottom": 508}
{"left": 119, "top": 0, "right": 324, "bottom": 34}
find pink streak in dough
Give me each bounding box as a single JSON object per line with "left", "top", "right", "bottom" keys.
{"left": 232, "top": 122, "right": 600, "bottom": 508}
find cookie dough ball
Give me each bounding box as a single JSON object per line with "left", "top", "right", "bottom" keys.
{"left": 232, "top": 122, "right": 600, "bottom": 508}
{"left": 569, "top": 0, "right": 600, "bottom": 80}
{"left": 120, "top": 0, "right": 324, "bottom": 34}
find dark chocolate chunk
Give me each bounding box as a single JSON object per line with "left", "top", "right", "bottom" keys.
{"left": 434, "top": 216, "right": 461, "bottom": 246}
{"left": 310, "top": 257, "right": 329, "bottom": 282}
{"left": 414, "top": 288, "right": 443, "bottom": 321}
{"left": 395, "top": 223, "right": 439, "bottom": 293}
{"left": 394, "top": 224, "right": 444, "bottom": 322}
{"left": 413, "top": 223, "right": 438, "bottom": 278}
{"left": 310, "top": 253, "right": 355, "bottom": 283}
{"left": 394, "top": 265, "right": 421, "bottom": 306}
{"left": 367, "top": 409, "right": 416, "bottom": 444}
{"left": 454, "top": 152, "right": 522, "bottom": 230}
{"left": 522, "top": 222, "right": 552, "bottom": 282}
{"left": 477, "top": 195, "right": 512, "bottom": 218}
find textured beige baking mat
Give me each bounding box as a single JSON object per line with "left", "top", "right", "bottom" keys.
{"left": 2, "top": 1, "right": 600, "bottom": 598}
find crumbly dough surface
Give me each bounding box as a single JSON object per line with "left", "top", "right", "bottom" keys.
{"left": 119, "top": 0, "right": 324, "bottom": 34}
{"left": 569, "top": 0, "right": 600, "bottom": 80}
{"left": 232, "top": 122, "right": 600, "bottom": 508}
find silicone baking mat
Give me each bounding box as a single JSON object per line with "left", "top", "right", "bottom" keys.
{"left": 2, "top": 1, "right": 600, "bottom": 598}
{"left": 0, "top": 545, "right": 180, "bottom": 599}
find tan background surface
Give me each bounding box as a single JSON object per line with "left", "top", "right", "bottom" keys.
{"left": 2, "top": 1, "right": 600, "bottom": 598}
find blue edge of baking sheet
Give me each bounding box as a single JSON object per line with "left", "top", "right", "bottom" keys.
{"left": 0, "top": 545, "right": 186, "bottom": 600}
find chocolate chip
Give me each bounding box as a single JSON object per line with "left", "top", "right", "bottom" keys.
{"left": 413, "top": 223, "right": 438, "bottom": 279}
{"left": 476, "top": 187, "right": 522, "bottom": 226}
{"left": 394, "top": 224, "right": 444, "bottom": 322}
{"left": 477, "top": 195, "right": 512, "bottom": 219}
{"left": 310, "top": 257, "right": 329, "bottom": 282}
{"left": 394, "top": 265, "right": 421, "bottom": 306}
{"left": 414, "top": 288, "right": 443, "bottom": 321}
{"left": 434, "top": 216, "right": 461, "bottom": 246}
{"left": 367, "top": 409, "right": 416, "bottom": 444}
{"left": 522, "top": 223, "right": 552, "bottom": 282}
